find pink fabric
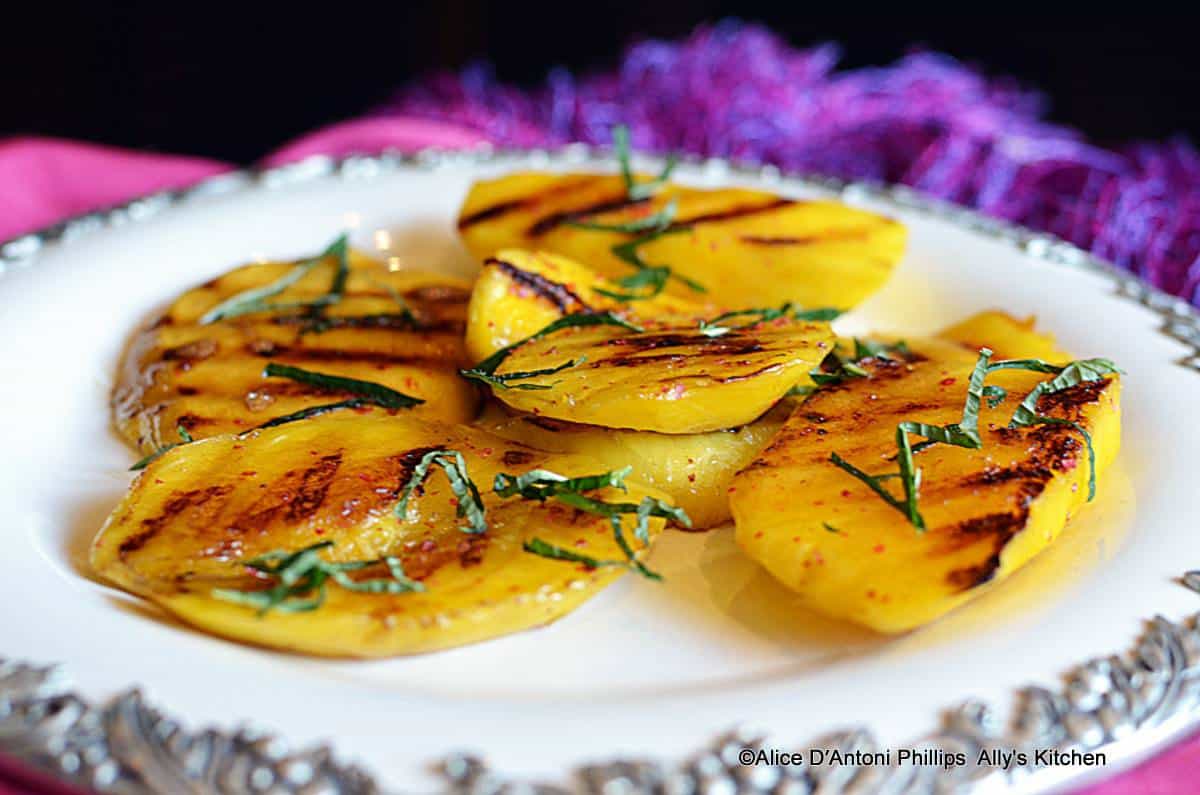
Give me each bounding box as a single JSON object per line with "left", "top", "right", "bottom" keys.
{"left": 0, "top": 120, "right": 1193, "bottom": 793}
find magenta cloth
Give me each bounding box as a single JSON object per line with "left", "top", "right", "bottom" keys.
{"left": 2, "top": 21, "right": 1199, "bottom": 791}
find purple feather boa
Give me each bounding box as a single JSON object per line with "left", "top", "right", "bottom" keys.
{"left": 382, "top": 21, "right": 1200, "bottom": 304}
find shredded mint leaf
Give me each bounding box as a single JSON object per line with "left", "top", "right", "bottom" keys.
{"left": 1000, "top": 357, "right": 1121, "bottom": 500}
{"left": 593, "top": 265, "right": 673, "bottom": 302}
{"left": 129, "top": 425, "right": 194, "bottom": 471}
{"left": 610, "top": 227, "right": 705, "bottom": 296}
{"left": 610, "top": 515, "right": 663, "bottom": 581}
{"left": 830, "top": 451, "right": 925, "bottom": 531}
{"left": 612, "top": 124, "right": 677, "bottom": 201}
{"left": 794, "top": 307, "right": 845, "bottom": 322}
{"left": 521, "top": 538, "right": 629, "bottom": 571}
{"left": 460, "top": 357, "right": 583, "bottom": 390}
{"left": 262, "top": 363, "right": 423, "bottom": 409}
{"left": 245, "top": 399, "right": 368, "bottom": 432}
{"left": 699, "top": 303, "right": 843, "bottom": 337}
{"left": 568, "top": 198, "right": 679, "bottom": 234}
{"left": 395, "top": 449, "right": 488, "bottom": 534}
{"left": 893, "top": 425, "right": 926, "bottom": 530}
{"left": 983, "top": 385, "right": 1007, "bottom": 408}
{"left": 465, "top": 312, "right": 642, "bottom": 381}
{"left": 200, "top": 233, "right": 349, "bottom": 324}
{"left": 806, "top": 338, "right": 909, "bottom": 388}
{"left": 498, "top": 465, "right": 689, "bottom": 580}
{"left": 493, "top": 466, "right": 632, "bottom": 500}
{"left": 211, "top": 540, "right": 423, "bottom": 616}
{"left": 897, "top": 347, "right": 994, "bottom": 451}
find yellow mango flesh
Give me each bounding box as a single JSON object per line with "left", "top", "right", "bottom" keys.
{"left": 465, "top": 248, "right": 714, "bottom": 363}
{"left": 113, "top": 250, "right": 477, "bottom": 454}
{"left": 91, "top": 413, "right": 670, "bottom": 657}
{"left": 730, "top": 314, "right": 1120, "bottom": 633}
{"left": 476, "top": 401, "right": 790, "bottom": 529}
{"left": 938, "top": 310, "right": 1068, "bottom": 360}
{"left": 489, "top": 319, "right": 833, "bottom": 434}
{"left": 458, "top": 172, "right": 907, "bottom": 309}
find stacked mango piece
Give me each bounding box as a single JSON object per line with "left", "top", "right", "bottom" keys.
{"left": 92, "top": 156, "right": 1121, "bottom": 657}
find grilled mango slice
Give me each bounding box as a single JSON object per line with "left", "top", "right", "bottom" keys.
{"left": 113, "top": 249, "right": 477, "bottom": 454}
{"left": 486, "top": 318, "right": 833, "bottom": 434}
{"left": 730, "top": 313, "right": 1120, "bottom": 633}
{"left": 465, "top": 248, "right": 713, "bottom": 363}
{"left": 91, "top": 412, "right": 672, "bottom": 657}
{"left": 476, "top": 401, "right": 790, "bottom": 529}
{"left": 938, "top": 310, "right": 1068, "bottom": 361}
{"left": 457, "top": 172, "right": 906, "bottom": 309}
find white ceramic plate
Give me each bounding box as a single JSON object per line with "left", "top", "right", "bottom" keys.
{"left": 3, "top": 149, "right": 1200, "bottom": 795}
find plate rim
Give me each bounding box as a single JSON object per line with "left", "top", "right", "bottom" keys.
{"left": 3, "top": 144, "right": 1200, "bottom": 795}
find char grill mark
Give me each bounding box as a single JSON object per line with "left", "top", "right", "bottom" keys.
{"left": 268, "top": 314, "right": 462, "bottom": 333}
{"left": 738, "top": 226, "right": 875, "bottom": 246}
{"left": 1036, "top": 379, "right": 1110, "bottom": 415}
{"left": 502, "top": 449, "right": 537, "bottom": 466}
{"left": 458, "top": 176, "right": 602, "bottom": 230}
{"left": 489, "top": 258, "right": 590, "bottom": 314}
{"left": 527, "top": 194, "right": 646, "bottom": 236}
{"left": 286, "top": 453, "right": 344, "bottom": 520}
{"left": 941, "top": 511, "right": 1029, "bottom": 590}
{"left": 457, "top": 199, "right": 529, "bottom": 230}
{"left": 119, "top": 485, "right": 235, "bottom": 558}
{"left": 669, "top": 198, "right": 796, "bottom": 229}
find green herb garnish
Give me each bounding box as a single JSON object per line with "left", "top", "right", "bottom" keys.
{"left": 606, "top": 227, "right": 706, "bottom": 297}
{"left": 853, "top": 338, "right": 910, "bottom": 360}
{"left": 900, "top": 348, "right": 993, "bottom": 453}
{"left": 499, "top": 465, "right": 690, "bottom": 580}
{"left": 809, "top": 358, "right": 870, "bottom": 386}
{"left": 494, "top": 466, "right": 633, "bottom": 499}
{"left": 395, "top": 449, "right": 488, "bottom": 534}
{"left": 246, "top": 400, "right": 367, "bottom": 432}
{"left": 568, "top": 198, "right": 679, "bottom": 234}
{"left": 129, "top": 425, "right": 194, "bottom": 471}
{"left": 831, "top": 350, "right": 1120, "bottom": 530}
{"left": 612, "top": 124, "right": 677, "bottom": 200}
{"left": 698, "top": 303, "right": 843, "bottom": 337}
{"left": 262, "top": 363, "right": 424, "bottom": 409}
{"left": 211, "top": 540, "right": 423, "bottom": 616}
{"left": 200, "top": 233, "right": 349, "bottom": 324}
{"left": 574, "top": 126, "right": 703, "bottom": 300}
{"left": 830, "top": 433, "right": 926, "bottom": 532}
{"left": 520, "top": 538, "right": 634, "bottom": 573}
{"left": 240, "top": 363, "right": 424, "bottom": 433}
{"left": 461, "top": 312, "right": 642, "bottom": 385}
{"left": 999, "top": 357, "right": 1121, "bottom": 500}
{"left": 806, "top": 338, "right": 906, "bottom": 387}
{"left": 460, "top": 357, "right": 584, "bottom": 390}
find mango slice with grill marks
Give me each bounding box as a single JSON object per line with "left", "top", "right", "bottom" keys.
{"left": 486, "top": 316, "right": 833, "bottom": 434}
{"left": 113, "top": 249, "right": 477, "bottom": 454}
{"left": 476, "top": 401, "right": 790, "bottom": 529}
{"left": 730, "top": 312, "right": 1121, "bottom": 633}
{"left": 91, "top": 412, "right": 672, "bottom": 657}
{"left": 457, "top": 172, "right": 906, "bottom": 309}
{"left": 465, "top": 248, "right": 714, "bottom": 363}
{"left": 463, "top": 249, "right": 832, "bottom": 433}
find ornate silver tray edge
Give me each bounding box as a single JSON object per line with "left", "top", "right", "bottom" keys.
{"left": 2, "top": 145, "right": 1199, "bottom": 795}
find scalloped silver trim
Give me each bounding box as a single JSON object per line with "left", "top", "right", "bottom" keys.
{"left": 3, "top": 146, "right": 1200, "bottom": 795}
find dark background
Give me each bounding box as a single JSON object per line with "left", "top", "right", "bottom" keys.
{"left": 4, "top": 5, "right": 1196, "bottom": 163}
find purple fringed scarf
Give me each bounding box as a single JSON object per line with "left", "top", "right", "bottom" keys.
{"left": 381, "top": 21, "right": 1200, "bottom": 305}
